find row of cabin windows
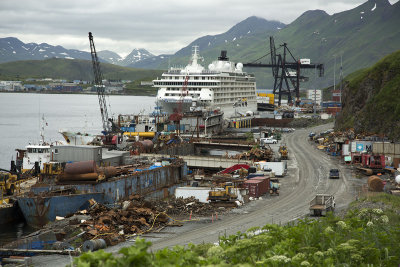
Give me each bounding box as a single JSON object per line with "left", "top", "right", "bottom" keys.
{"left": 27, "top": 148, "right": 50, "bottom": 153}
{"left": 165, "top": 76, "right": 217, "bottom": 80}
{"left": 155, "top": 81, "right": 218, "bottom": 86}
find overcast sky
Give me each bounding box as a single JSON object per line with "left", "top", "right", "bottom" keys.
{"left": 0, "top": 0, "right": 398, "bottom": 57}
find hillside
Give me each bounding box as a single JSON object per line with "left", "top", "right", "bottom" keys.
{"left": 335, "top": 49, "right": 400, "bottom": 140}
{"left": 130, "top": 16, "right": 285, "bottom": 69}
{"left": 0, "top": 58, "right": 162, "bottom": 82}
{"left": 132, "top": 0, "right": 400, "bottom": 90}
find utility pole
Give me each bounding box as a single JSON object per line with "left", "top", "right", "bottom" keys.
{"left": 313, "top": 65, "right": 317, "bottom": 115}
{"left": 333, "top": 55, "right": 336, "bottom": 91}
{"left": 339, "top": 54, "right": 343, "bottom": 104}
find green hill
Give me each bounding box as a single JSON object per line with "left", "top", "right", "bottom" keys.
{"left": 335, "top": 49, "right": 400, "bottom": 140}
{"left": 0, "top": 58, "right": 162, "bottom": 82}
{"left": 133, "top": 0, "right": 400, "bottom": 90}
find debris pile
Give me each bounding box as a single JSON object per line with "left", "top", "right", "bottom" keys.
{"left": 79, "top": 197, "right": 168, "bottom": 245}
{"left": 235, "top": 147, "right": 274, "bottom": 161}
{"left": 154, "top": 196, "right": 223, "bottom": 216}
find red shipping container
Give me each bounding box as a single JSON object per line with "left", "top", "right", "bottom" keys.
{"left": 244, "top": 180, "right": 264, "bottom": 198}
{"left": 249, "top": 176, "right": 270, "bottom": 194}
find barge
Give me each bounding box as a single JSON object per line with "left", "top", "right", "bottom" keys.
{"left": 18, "top": 158, "right": 188, "bottom": 227}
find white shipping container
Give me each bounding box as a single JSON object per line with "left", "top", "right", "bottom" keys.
{"left": 342, "top": 144, "right": 350, "bottom": 156}
{"left": 175, "top": 187, "right": 214, "bottom": 203}
{"left": 256, "top": 161, "right": 287, "bottom": 177}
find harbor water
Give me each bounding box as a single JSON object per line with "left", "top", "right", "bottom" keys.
{"left": 0, "top": 93, "right": 155, "bottom": 169}
{"left": 0, "top": 92, "right": 155, "bottom": 245}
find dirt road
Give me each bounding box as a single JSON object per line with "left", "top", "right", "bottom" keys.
{"left": 32, "top": 123, "right": 361, "bottom": 266}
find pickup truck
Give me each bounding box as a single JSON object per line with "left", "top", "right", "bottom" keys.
{"left": 329, "top": 169, "right": 340, "bottom": 179}
{"left": 260, "top": 137, "right": 278, "bottom": 146}
{"left": 309, "top": 194, "right": 335, "bottom": 216}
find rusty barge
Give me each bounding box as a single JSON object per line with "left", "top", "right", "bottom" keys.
{"left": 18, "top": 158, "right": 188, "bottom": 228}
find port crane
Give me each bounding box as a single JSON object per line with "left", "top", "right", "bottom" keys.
{"left": 89, "top": 32, "right": 112, "bottom": 135}
{"left": 244, "top": 36, "right": 324, "bottom": 106}
{"left": 89, "top": 32, "right": 122, "bottom": 146}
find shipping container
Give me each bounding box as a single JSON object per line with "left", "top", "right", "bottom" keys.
{"left": 244, "top": 180, "right": 264, "bottom": 198}
{"left": 249, "top": 176, "right": 270, "bottom": 194}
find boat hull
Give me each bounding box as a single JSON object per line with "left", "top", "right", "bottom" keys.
{"left": 18, "top": 162, "right": 188, "bottom": 227}
{"left": 18, "top": 193, "right": 105, "bottom": 228}
{"left": 0, "top": 203, "right": 23, "bottom": 225}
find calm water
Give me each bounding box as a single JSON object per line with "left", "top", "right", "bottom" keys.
{"left": 0, "top": 93, "right": 155, "bottom": 245}
{"left": 0, "top": 93, "right": 156, "bottom": 169}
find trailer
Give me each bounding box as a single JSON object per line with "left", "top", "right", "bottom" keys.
{"left": 255, "top": 161, "right": 287, "bottom": 177}
{"left": 309, "top": 194, "right": 335, "bottom": 216}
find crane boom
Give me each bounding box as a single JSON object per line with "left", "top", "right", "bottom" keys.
{"left": 89, "top": 32, "right": 111, "bottom": 134}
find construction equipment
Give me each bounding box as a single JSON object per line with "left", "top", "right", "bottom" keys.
{"left": 0, "top": 171, "right": 19, "bottom": 196}
{"left": 279, "top": 145, "right": 288, "bottom": 160}
{"left": 244, "top": 36, "right": 324, "bottom": 106}
{"left": 309, "top": 194, "right": 335, "bottom": 216}
{"left": 41, "top": 162, "right": 63, "bottom": 175}
{"left": 169, "top": 75, "right": 189, "bottom": 134}
{"left": 208, "top": 185, "right": 238, "bottom": 202}
{"left": 89, "top": 32, "right": 120, "bottom": 145}
{"left": 269, "top": 178, "right": 280, "bottom": 196}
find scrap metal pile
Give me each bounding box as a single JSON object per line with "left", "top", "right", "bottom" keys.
{"left": 67, "top": 195, "right": 223, "bottom": 247}
{"left": 235, "top": 147, "right": 274, "bottom": 161}
{"left": 154, "top": 196, "right": 224, "bottom": 216}
{"left": 79, "top": 196, "right": 169, "bottom": 245}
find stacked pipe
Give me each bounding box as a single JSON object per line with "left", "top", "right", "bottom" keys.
{"left": 58, "top": 160, "right": 99, "bottom": 183}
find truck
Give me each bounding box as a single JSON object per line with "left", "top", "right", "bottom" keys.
{"left": 309, "top": 194, "right": 335, "bottom": 216}
{"left": 269, "top": 178, "right": 280, "bottom": 196}
{"left": 329, "top": 169, "right": 339, "bottom": 179}
{"left": 279, "top": 145, "right": 288, "bottom": 160}
{"left": 255, "top": 161, "right": 287, "bottom": 177}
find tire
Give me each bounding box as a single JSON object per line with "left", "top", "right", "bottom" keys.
{"left": 6, "top": 185, "right": 15, "bottom": 195}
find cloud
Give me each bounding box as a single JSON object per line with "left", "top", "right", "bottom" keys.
{"left": 0, "top": 0, "right": 397, "bottom": 56}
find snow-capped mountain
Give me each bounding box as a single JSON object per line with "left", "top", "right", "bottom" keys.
{"left": 0, "top": 37, "right": 155, "bottom": 66}
{"left": 0, "top": 37, "right": 92, "bottom": 63}
{"left": 119, "top": 48, "right": 154, "bottom": 66}
{"left": 97, "top": 50, "right": 123, "bottom": 65}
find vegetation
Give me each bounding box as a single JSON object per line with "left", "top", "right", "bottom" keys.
{"left": 335, "top": 49, "right": 400, "bottom": 140}
{"left": 123, "top": 79, "right": 158, "bottom": 96}
{"left": 134, "top": 1, "right": 400, "bottom": 89}
{"left": 73, "top": 194, "right": 400, "bottom": 266}
{"left": 0, "top": 58, "right": 162, "bottom": 82}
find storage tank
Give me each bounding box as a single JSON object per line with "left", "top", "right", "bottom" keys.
{"left": 368, "top": 175, "right": 384, "bottom": 192}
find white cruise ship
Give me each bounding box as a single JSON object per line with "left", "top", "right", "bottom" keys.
{"left": 154, "top": 47, "right": 257, "bottom": 118}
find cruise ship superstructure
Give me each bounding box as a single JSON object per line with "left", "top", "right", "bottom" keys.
{"left": 154, "top": 47, "right": 257, "bottom": 118}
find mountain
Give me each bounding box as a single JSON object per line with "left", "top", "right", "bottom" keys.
{"left": 271, "top": 0, "right": 400, "bottom": 88}
{"left": 97, "top": 50, "right": 123, "bottom": 65}
{"left": 0, "top": 37, "right": 92, "bottom": 63}
{"left": 132, "top": 0, "right": 400, "bottom": 89}
{"left": 0, "top": 58, "right": 163, "bottom": 81}
{"left": 0, "top": 37, "right": 155, "bottom": 66}
{"left": 131, "top": 16, "right": 285, "bottom": 68}
{"left": 120, "top": 48, "right": 154, "bottom": 66}
{"left": 335, "top": 49, "right": 400, "bottom": 140}
{"left": 99, "top": 48, "right": 155, "bottom": 66}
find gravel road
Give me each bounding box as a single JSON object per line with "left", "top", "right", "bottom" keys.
{"left": 32, "top": 123, "right": 362, "bottom": 266}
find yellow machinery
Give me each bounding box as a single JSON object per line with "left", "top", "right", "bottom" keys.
{"left": 208, "top": 185, "right": 238, "bottom": 202}
{"left": 42, "top": 162, "right": 63, "bottom": 175}
{"left": 279, "top": 145, "right": 289, "bottom": 160}
{"left": 0, "top": 171, "right": 19, "bottom": 196}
